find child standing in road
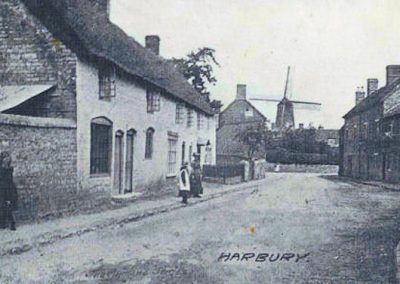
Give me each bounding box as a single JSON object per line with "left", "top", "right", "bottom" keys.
{"left": 179, "top": 163, "right": 190, "bottom": 204}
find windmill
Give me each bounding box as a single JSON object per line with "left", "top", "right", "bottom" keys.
{"left": 250, "top": 66, "right": 321, "bottom": 129}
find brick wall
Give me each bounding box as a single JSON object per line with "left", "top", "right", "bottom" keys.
{"left": 219, "top": 100, "right": 265, "bottom": 127}
{"left": 0, "top": 113, "right": 78, "bottom": 221}
{"left": 217, "top": 100, "right": 266, "bottom": 160}
{"left": 0, "top": 0, "right": 77, "bottom": 119}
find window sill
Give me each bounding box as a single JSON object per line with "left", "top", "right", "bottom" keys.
{"left": 90, "top": 173, "right": 111, "bottom": 178}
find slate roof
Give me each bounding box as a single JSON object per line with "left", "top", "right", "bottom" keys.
{"left": 343, "top": 77, "right": 400, "bottom": 119}
{"left": 220, "top": 99, "right": 267, "bottom": 121}
{"left": 22, "top": 0, "right": 214, "bottom": 115}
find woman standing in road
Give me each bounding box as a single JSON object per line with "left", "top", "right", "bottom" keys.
{"left": 190, "top": 153, "right": 203, "bottom": 198}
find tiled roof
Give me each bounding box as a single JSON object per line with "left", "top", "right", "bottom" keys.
{"left": 343, "top": 77, "right": 400, "bottom": 119}
{"left": 22, "top": 0, "right": 214, "bottom": 115}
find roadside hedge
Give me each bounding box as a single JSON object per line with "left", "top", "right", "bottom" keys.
{"left": 266, "top": 149, "right": 339, "bottom": 165}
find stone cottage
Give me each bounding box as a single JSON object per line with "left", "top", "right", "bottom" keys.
{"left": 216, "top": 84, "right": 267, "bottom": 164}
{"left": 0, "top": 0, "right": 217, "bottom": 220}
{"left": 340, "top": 65, "right": 400, "bottom": 183}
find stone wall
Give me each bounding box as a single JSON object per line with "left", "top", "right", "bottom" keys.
{"left": 0, "top": 0, "right": 77, "bottom": 119}
{"left": 0, "top": 113, "right": 78, "bottom": 221}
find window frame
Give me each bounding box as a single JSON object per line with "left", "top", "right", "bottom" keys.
{"left": 99, "top": 65, "right": 116, "bottom": 100}
{"left": 187, "top": 108, "right": 194, "bottom": 128}
{"left": 145, "top": 127, "right": 155, "bottom": 159}
{"left": 90, "top": 117, "right": 113, "bottom": 176}
{"left": 197, "top": 112, "right": 204, "bottom": 130}
{"left": 146, "top": 86, "right": 161, "bottom": 113}
{"left": 176, "top": 103, "right": 185, "bottom": 124}
{"left": 167, "top": 137, "right": 178, "bottom": 176}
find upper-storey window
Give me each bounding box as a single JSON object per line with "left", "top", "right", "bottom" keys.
{"left": 187, "top": 109, "right": 194, "bottom": 128}
{"left": 99, "top": 65, "right": 116, "bottom": 100}
{"left": 147, "top": 86, "right": 161, "bottom": 113}
{"left": 197, "top": 112, "right": 204, "bottom": 130}
{"left": 176, "top": 103, "right": 185, "bottom": 124}
{"left": 245, "top": 107, "right": 254, "bottom": 117}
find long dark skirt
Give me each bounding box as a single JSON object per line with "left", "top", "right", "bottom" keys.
{"left": 190, "top": 176, "right": 203, "bottom": 196}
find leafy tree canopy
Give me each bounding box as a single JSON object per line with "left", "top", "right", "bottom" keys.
{"left": 170, "top": 47, "right": 220, "bottom": 103}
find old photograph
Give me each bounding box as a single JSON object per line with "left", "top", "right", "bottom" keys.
{"left": 1, "top": 0, "right": 400, "bottom": 283}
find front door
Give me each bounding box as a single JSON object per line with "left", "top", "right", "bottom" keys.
{"left": 114, "top": 131, "right": 124, "bottom": 194}
{"left": 125, "top": 130, "right": 135, "bottom": 193}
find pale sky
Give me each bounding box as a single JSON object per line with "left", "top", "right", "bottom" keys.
{"left": 111, "top": 0, "right": 400, "bottom": 129}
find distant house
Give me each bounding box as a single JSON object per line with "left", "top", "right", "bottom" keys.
{"left": 0, "top": 0, "right": 217, "bottom": 220}
{"left": 316, "top": 128, "right": 340, "bottom": 148}
{"left": 216, "top": 84, "right": 267, "bottom": 164}
{"left": 340, "top": 65, "right": 400, "bottom": 183}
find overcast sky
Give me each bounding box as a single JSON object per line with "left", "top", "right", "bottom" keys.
{"left": 111, "top": 0, "right": 400, "bottom": 129}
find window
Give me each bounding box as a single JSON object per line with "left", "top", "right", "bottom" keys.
{"left": 99, "top": 66, "right": 116, "bottom": 99}
{"left": 147, "top": 87, "right": 161, "bottom": 113}
{"left": 245, "top": 107, "right": 254, "bottom": 117}
{"left": 327, "top": 138, "right": 337, "bottom": 147}
{"left": 167, "top": 137, "right": 178, "bottom": 175}
{"left": 176, "top": 103, "right": 185, "bottom": 124}
{"left": 187, "top": 109, "right": 194, "bottom": 127}
{"left": 90, "top": 117, "right": 112, "bottom": 174}
{"left": 145, "top": 128, "right": 155, "bottom": 159}
{"left": 197, "top": 112, "right": 204, "bottom": 130}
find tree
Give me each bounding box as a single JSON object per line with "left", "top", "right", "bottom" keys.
{"left": 170, "top": 47, "right": 220, "bottom": 102}
{"left": 235, "top": 123, "right": 270, "bottom": 161}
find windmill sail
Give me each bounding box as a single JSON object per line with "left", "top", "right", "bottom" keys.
{"left": 292, "top": 101, "right": 322, "bottom": 111}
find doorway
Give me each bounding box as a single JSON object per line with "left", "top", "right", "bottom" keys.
{"left": 114, "top": 130, "right": 124, "bottom": 194}
{"left": 125, "top": 129, "right": 135, "bottom": 193}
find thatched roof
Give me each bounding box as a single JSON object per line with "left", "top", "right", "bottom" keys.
{"left": 22, "top": 0, "right": 214, "bottom": 115}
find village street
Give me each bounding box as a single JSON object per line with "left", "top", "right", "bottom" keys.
{"left": 2, "top": 173, "right": 400, "bottom": 283}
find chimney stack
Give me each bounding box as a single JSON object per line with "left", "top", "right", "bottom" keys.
{"left": 367, "top": 78, "right": 378, "bottom": 96}
{"left": 89, "top": 0, "right": 110, "bottom": 18}
{"left": 236, "top": 84, "right": 247, "bottom": 100}
{"left": 355, "top": 86, "right": 366, "bottom": 105}
{"left": 145, "top": 35, "right": 160, "bottom": 55}
{"left": 386, "top": 65, "right": 400, "bottom": 86}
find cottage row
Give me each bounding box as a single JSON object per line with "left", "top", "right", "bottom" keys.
{"left": 0, "top": 0, "right": 217, "bottom": 220}
{"left": 340, "top": 65, "right": 400, "bottom": 183}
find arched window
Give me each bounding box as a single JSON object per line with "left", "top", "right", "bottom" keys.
{"left": 90, "top": 117, "right": 112, "bottom": 174}
{"left": 145, "top": 127, "right": 155, "bottom": 159}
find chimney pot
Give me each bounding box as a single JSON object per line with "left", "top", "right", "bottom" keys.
{"left": 367, "top": 78, "right": 378, "bottom": 96}
{"left": 236, "top": 84, "right": 247, "bottom": 100}
{"left": 386, "top": 65, "right": 400, "bottom": 86}
{"left": 90, "top": 0, "right": 110, "bottom": 18}
{"left": 145, "top": 35, "right": 160, "bottom": 55}
{"left": 355, "top": 86, "right": 366, "bottom": 105}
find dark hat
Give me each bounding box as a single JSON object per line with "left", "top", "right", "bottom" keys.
{"left": 193, "top": 153, "right": 200, "bottom": 157}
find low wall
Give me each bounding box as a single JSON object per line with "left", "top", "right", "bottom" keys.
{"left": 0, "top": 114, "right": 78, "bottom": 221}
{"left": 266, "top": 162, "right": 339, "bottom": 174}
